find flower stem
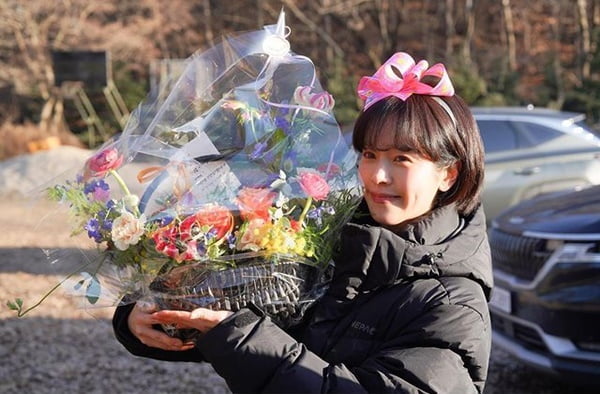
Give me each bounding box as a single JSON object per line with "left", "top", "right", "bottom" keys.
{"left": 109, "top": 169, "right": 141, "bottom": 216}
{"left": 109, "top": 169, "right": 132, "bottom": 196}
{"left": 12, "top": 259, "right": 97, "bottom": 317}
{"left": 298, "top": 196, "right": 313, "bottom": 226}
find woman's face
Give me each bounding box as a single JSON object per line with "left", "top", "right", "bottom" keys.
{"left": 358, "top": 141, "right": 457, "bottom": 227}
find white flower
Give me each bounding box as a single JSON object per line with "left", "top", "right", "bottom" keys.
{"left": 122, "top": 194, "right": 140, "bottom": 211}
{"left": 111, "top": 212, "right": 146, "bottom": 251}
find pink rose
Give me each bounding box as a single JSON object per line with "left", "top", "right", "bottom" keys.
{"left": 86, "top": 148, "right": 123, "bottom": 178}
{"left": 297, "top": 170, "right": 330, "bottom": 201}
{"left": 293, "top": 86, "right": 335, "bottom": 112}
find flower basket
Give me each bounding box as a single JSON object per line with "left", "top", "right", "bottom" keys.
{"left": 147, "top": 253, "right": 322, "bottom": 341}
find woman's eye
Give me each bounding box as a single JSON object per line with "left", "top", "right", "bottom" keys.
{"left": 393, "top": 155, "right": 410, "bottom": 162}
{"left": 362, "top": 151, "right": 375, "bottom": 159}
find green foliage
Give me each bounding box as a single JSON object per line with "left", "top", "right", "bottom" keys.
{"left": 325, "top": 57, "right": 360, "bottom": 127}
{"left": 562, "top": 27, "right": 600, "bottom": 127}
{"left": 448, "top": 63, "right": 487, "bottom": 105}
{"left": 481, "top": 55, "right": 521, "bottom": 106}
{"left": 113, "top": 61, "right": 149, "bottom": 111}
{"left": 475, "top": 93, "right": 508, "bottom": 107}
{"left": 563, "top": 80, "right": 600, "bottom": 127}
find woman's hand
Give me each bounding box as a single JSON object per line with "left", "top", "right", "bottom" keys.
{"left": 152, "top": 308, "right": 234, "bottom": 334}
{"left": 127, "top": 302, "right": 195, "bottom": 351}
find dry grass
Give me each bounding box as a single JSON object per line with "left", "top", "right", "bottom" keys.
{"left": 0, "top": 122, "right": 85, "bottom": 161}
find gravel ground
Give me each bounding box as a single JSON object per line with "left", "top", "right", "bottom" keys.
{"left": 0, "top": 147, "right": 596, "bottom": 393}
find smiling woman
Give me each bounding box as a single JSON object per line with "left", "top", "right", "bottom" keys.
{"left": 357, "top": 146, "right": 458, "bottom": 227}
{"left": 114, "top": 51, "right": 493, "bottom": 393}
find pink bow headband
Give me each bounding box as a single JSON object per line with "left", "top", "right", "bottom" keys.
{"left": 357, "top": 52, "right": 455, "bottom": 111}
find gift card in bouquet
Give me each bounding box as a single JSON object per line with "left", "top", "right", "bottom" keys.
{"left": 140, "top": 130, "right": 242, "bottom": 218}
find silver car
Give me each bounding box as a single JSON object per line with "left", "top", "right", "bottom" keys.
{"left": 473, "top": 107, "right": 600, "bottom": 222}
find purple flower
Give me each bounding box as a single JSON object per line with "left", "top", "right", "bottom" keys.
{"left": 206, "top": 227, "right": 218, "bottom": 241}
{"left": 101, "top": 219, "right": 113, "bottom": 231}
{"left": 85, "top": 218, "right": 103, "bottom": 243}
{"left": 274, "top": 117, "right": 291, "bottom": 134}
{"left": 282, "top": 151, "right": 297, "bottom": 173}
{"left": 84, "top": 180, "right": 111, "bottom": 202}
{"left": 250, "top": 141, "right": 268, "bottom": 160}
{"left": 226, "top": 233, "right": 236, "bottom": 250}
{"left": 84, "top": 179, "right": 109, "bottom": 194}
{"left": 307, "top": 205, "right": 336, "bottom": 227}
{"left": 159, "top": 216, "right": 174, "bottom": 227}
{"left": 277, "top": 101, "right": 290, "bottom": 116}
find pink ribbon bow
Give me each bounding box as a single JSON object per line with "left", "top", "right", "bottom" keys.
{"left": 357, "top": 52, "right": 455, "bottom": 110}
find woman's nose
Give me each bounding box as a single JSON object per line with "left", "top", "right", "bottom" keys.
{"left": 372, "top": 162, "right": 392, "bottom": 184}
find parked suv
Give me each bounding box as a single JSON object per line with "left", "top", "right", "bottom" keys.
{"left": 488, "top": 186, "right": 600, "bottom": 383}
{"left": 472, "top": 107, "right": 600, "bottom": 222}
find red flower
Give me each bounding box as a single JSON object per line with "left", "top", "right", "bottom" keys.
{"left": 297, "top": 171, "right": 330, "bottom": 201}
{"left": 236, "top": 187, "right": 277, "bottom": 221}
{"left": 86, "top": 148, "right": 123, "bottom": 178}
{"left": 290, "top": 219, "right": 302, "bottom": 232}
{"left": 153, "top": 225, "right": 180, "bottom": 259}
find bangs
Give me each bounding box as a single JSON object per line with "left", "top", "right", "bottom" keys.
{"left": 353, "top": 97, "right": 440, "bottom": 161}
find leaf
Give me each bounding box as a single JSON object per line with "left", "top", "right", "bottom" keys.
{"left": 6, "top": 298, "right": 23, "bottom": 312}
{"left": 73, "top": 279, "right": 85, "bottom": 291}
{"left": 85, "top": 276, "right": 101, "bottom": 304}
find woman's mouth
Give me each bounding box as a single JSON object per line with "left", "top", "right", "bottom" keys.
{"left": 367, "top": 191, "right": 399, "bottom": 203}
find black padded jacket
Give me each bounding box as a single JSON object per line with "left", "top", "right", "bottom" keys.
{"left": 113, "top": 203, "right": 493, "bottom": 393}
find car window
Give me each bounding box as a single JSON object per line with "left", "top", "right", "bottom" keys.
{"left": 514, "top": 121, "right": 562, "bottom": 147}
{"left": 476, "top": 120, "right": 518, "bottom": 153}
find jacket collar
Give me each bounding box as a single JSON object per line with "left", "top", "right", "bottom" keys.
{"left": 334, "top": 201, "right": 493, "bottom": 300}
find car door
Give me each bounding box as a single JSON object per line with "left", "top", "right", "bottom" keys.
{"left": 477, "top": 118, "right": 595, "bottom": 222}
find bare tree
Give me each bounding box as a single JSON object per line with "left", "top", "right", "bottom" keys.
{"left": 461, "top": 0, "right": 475, "bottom": 66}
{"left": 550, "top": 0, "right": 566, "bottom": 107}
{"left": 577, "top": 0, "right": 592, "bottom": 80}
{"left": 445, "top": 0, "right": 455, "bottom": 59}
{"left": 501, "top": 0, "right": 517, "bottom": 72}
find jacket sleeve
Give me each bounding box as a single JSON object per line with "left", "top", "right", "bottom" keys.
{"left": 196, "top": 307, "right": 339, "bottom": 393}
{"left": 112, "top": 303, "right": 205, "bottom": 362}
{"left": 196, "top": 297, "right": 486, "bottom": 394}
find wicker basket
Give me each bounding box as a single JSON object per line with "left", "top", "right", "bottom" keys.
{"left": 147, "top": 255, "right": 322, "bottom": 341}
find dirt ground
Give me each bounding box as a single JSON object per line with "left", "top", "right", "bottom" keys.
{"left": 0, "top": 148, "right": 596, "bottom": 393}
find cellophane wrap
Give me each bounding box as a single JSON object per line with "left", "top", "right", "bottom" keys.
{"left": 42, "top": 11, "right": 361, "bottom": 340}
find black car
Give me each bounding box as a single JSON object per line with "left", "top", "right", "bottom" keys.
{"left": 488, "top": 185, "right": 600, "bottom": 384}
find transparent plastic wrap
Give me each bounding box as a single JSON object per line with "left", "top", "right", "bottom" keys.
{"left": 9, "top": 11, "right": 362, "bottom": 340}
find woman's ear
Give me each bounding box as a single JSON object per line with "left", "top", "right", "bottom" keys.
{"left": 439, "top": 162, "right": 459, "bottom": 192}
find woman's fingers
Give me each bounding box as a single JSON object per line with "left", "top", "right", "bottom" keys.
{"left": 127, "top": 303, "right": 193, "bottom": 351}
{"left": 153, "top": 308, "right": 233, "bottom": 332}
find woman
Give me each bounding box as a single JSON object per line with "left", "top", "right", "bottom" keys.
{"left": 113, "top": 52, "right": 493, "bottom": 393}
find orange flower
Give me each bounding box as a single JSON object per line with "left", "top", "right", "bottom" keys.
{"left": 236, "top": 187, "right": 277, "bottom": 221}
{"left": 180, "top": 204, "right": 234, "bottom": 241}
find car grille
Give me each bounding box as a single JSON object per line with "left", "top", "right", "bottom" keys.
{"left": 489, "top": 228, "right": 551, "bottom": 281}
{"left": 491, "top": 313, "right": 547, "bottom": 352}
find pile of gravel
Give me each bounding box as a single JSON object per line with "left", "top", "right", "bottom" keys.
{"left": 0, "top": 146, "right": 92, "bottom": 199}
